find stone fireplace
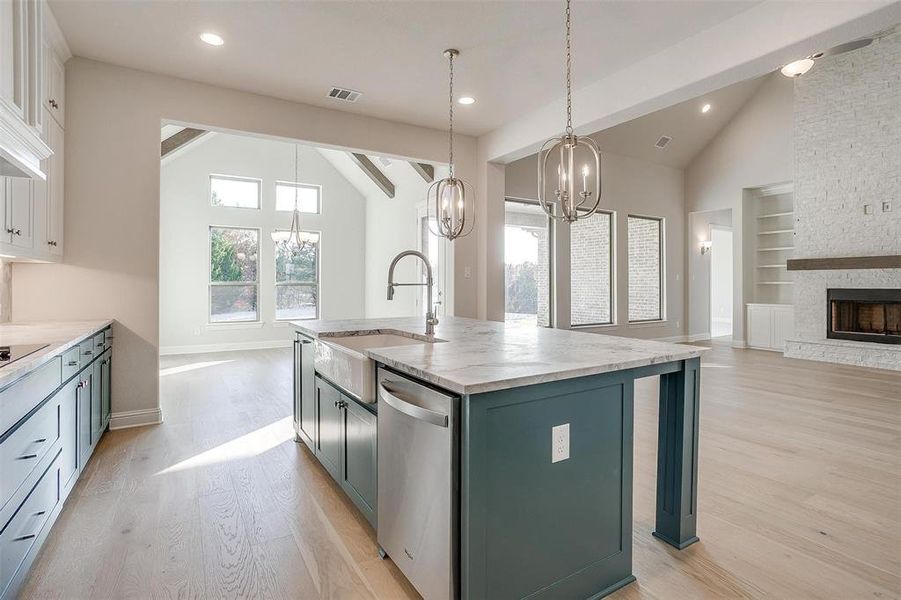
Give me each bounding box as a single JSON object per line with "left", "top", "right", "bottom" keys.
{"left": 783, "top": 26, "right": 901, "bottom": 371}
{"left": 827, "top": 289, "right": 901, "bottom": 345}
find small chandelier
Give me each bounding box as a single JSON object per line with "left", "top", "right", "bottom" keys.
{"left": 537, "top": 0, "right": 602, "bottom": 223}
{"left": 427, "top": 49, "right": 474, "bottom": 241}
{"left": 272, "top": 144, "right": 310, "bottom": 255}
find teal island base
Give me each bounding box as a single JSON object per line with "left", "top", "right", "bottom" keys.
{"left": 461, "top": 358, "right": 700, "bottom": 599}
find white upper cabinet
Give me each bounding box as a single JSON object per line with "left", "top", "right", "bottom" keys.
{"left": 0, "top": 0, "right": 68, "bottom": 262}
{"left": 0, "top": 0, "right": 48, "bottom": 179}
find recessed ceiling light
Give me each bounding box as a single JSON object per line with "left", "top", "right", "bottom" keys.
{"left": 701, "top": 103, "right": 712, "bottom": 114}
{"left": 780, "top": 58, "right": 814, "bottom": 77}
{"left": 458, "top": 96, "right": 475, "bottom": 105}
{"left": 199, "top": 32, "right": 224, "bottom": 46}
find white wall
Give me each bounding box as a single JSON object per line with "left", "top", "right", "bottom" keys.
{"left": 9, "top": 58, "right": 477, "bottom": 427}
{"left": 684, "top": 73, "right": 794, "bottom": 345}
{"left": 159, "top": 133, "right": 367, "bottom": 353}
{"left": 710, "top": 227, "right": 734, "bottom": 338}
{"left": 504, "top": 150, "right": 686, "bottom": 341}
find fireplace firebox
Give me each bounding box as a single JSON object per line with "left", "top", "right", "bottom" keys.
{"left": 827, "top": 289, "right": 901, "bottom": 345}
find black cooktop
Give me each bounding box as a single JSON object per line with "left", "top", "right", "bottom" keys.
{"left": 0, "top": 344, "right": 50, "bottom": 368}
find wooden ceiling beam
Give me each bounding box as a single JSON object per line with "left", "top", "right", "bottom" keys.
{"left": 161, "top": 128, "right": 208, "bottom": 157}
{"left": 348, "top": 153, "right": 395, "bottom": 198}
{"left": 409, "top": 161, "right": 434, "bottom": 182}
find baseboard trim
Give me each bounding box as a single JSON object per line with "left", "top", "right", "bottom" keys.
{"left": 687, "top": 333, "right": 711, "bottom": 342}
{"left": 654, "top": 335, "right": 688, "bottom": 343}
{"left": 160, "top": 339, "right": 292, "bottom": 356}
{"left": 731, "top": 339, "right": 748, "bottom": 349}
{"left": 109, "top": 408, "right": 163, "bottom": 430}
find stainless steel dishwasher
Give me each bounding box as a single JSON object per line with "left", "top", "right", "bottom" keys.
{"left": 377, "top": 366, "right": 458, "bottom": 600}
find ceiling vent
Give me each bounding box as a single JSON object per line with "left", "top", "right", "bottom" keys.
{"left": 655, "top": 135, "right": 672, "bottom": 149}
{"left": 327, "top": 86, "right": 362, "bottom": 103}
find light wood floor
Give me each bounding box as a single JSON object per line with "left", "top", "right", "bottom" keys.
{"left": 20, "top": 341, "right": 901, "bottom": 599}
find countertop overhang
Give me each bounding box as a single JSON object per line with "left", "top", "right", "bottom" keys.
{"left": 0, "top": 320, "right": 113, "bottom": 390}
{"left": 292, "top": 317, "right": 705, "bottom": 395}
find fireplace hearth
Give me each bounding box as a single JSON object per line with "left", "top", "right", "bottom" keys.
{"left": 828, "top": 289, "right": 901, "bottom": 345}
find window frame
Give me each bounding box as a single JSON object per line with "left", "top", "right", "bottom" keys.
{"left": 275, "top": 180, "right": 322, "bottom": 214}
{"left": 569, "top": 208, "right": 616, "bottom": 328}
{"left": 503, "top": 197, "right": 555, "bottom": 328}
{"left": 273, "top": 229, "right": 322, "bottom": 321}
{"left": 209, "top": 174, "right": 262, "bottom": 210}
{"left": 626, "top": 214, "right": 665, "bottom": 324}
{"left": 208, "top": 225, "right": 261, "bottom": 324}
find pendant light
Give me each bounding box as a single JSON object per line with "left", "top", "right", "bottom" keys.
{"left": 537, "top": 0, "right": 602, "bottom": 223}
{"left": 272, "top": 144, "right": 310, "bottom": 255}
{"left": 427, "top": 49, "right": 474, "bottom": 241}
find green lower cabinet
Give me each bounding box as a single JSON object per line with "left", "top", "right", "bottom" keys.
{"left": 90, "top": 360, "right": 103, "bottom": 445}
{"left": 342, "top": 398, "right": 377, "bottom": 526}
{"left": 293, "top": 334, "right": 316, "bottom": 451}
{"left": 76, "top": 369, "right": 93, "bottom": 468}
{"left": 313, "top": 376, "right": 377, "bottom": 528}
{"left": 58, "top": 378, "right": 79, "bottom": 496}
{"left": 100, "top": 350, "right": 112, "bottom": 429}
{"left": 315, "top": 377, "right": 344, "bottom": 482}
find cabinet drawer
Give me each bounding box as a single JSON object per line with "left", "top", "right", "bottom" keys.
{"left": 0, "top": 357, "right": 62, "bottom": 436}
{"left": 0, "top": 454, "right": 60, "bottom": 599}
{"left": 103, "top": 328, "right": 113, "bottom": 351}
{"left": 79, "top": 339, "right": 97, "bottom": 363}
{"left": 61, "top": 347, "right": 80, "bottom": 381}
{"left": 92, "top": 333, "right": 106, "bottom": 355}
{"left": 0, "top": 397, "right": 60, "bottom": 514}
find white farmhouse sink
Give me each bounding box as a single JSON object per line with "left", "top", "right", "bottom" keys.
{"left": 314, "top": 334, "right": 438, "bottom": 403}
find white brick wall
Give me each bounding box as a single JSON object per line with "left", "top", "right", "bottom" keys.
{"left": 571, "top": 212, "right": 612, "bottom": 325}
{"left": 628, "top": 216, "right": 662, "bottom": 321}
{"left": 787, "top": 27, "right": 901, "bottom": 370}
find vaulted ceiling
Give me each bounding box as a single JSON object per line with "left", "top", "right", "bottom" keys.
{"left": 49, "top": 0, "right": 761, "bottom": 136}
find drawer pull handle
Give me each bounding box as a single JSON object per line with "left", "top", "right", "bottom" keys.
{"left": 33, "top": 438, "right": 47, "bottom": 443}
{"left": 84, "top": 350, "right": 93, "bottom": 356}
{"left": 13, "top": 534, "right": 37, "bottom": 542}
{"left": 67, "top": 360, "right": 78, "bottom": 367}
{"left": 96, "top": 342, "right": 104, "bottom": 347}
{"left": 17, "top": 454, "right": 39, "bottom": 460}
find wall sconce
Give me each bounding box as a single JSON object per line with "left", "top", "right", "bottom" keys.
{"left": 700, "top": 240, "right": 712, "bottom": 255}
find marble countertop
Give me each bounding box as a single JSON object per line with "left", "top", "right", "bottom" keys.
{"left": 0, "top": 320, "right": 113, "bottom": 389}
{"left": 292, "top": 316, "right": 705, "bottom": 395}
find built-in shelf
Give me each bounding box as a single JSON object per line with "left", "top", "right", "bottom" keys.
{"left": 759, "top": 281, "right": 794, "bottom": 285}
{"left": 758, "top": 246, "right": 794, "bottom": 251}
{"left": 757, "top": 211, "right": 794, "bottom": 219}
{"left": 758, "top": 264, "right": 787, "bottom": 268}
{"left": 758, "top": 229, "right": 794, "bottom": 235}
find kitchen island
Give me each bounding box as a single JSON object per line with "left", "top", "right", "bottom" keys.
{"left": 292, "top": 316, "right": 704, "bottom": 599}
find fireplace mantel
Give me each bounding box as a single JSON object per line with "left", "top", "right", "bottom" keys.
{"left": 786, "top": 255, "right": 901, "bottom": 271}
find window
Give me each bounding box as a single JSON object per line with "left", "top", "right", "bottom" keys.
{"left": 210, "top": 175, "right": 261, "bottom": 209}
{"left": 570, "top": 211, "right": 613, "bottom": 326}
{"left": 504, "top": 200, "right": 551, "bottom": 327}
{"left": 276, "top": 182, "right": 320, "bottom": 214}
{"left": 274, "top": 231, "right": 320, "bottom": 320}
{"left": 209, "top": 227, "right": 259, "bottom": 322}
{"left": 628, "top": 215, "right": 664, "bottom": 322}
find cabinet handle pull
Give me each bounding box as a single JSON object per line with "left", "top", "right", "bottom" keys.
{"left": 49, "top": 99, "right": 58, "bottom": 109}
{"left": 48, "top": 240, "right": 57, "bottom": 246}
{"left": 33, "top": 438, "right": 47, "bottom": 443}
{"left": 84, "top": 350, "right": 93, "bottom": 356}
{"left": 5, "top": 228, "right": 12, "bottom": 234}
{"left": 17, "top": 454, "right": 39, "bottom": 460}
{"left": 67, "top": 360, "right": 78, "bottom": 366}
{"left": 13, "top": 534, "right": 37, "bottom": 542}
{"left": 13, "top": 229, "right": 21, "bottom": 236}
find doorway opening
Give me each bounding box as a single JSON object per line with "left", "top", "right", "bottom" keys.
{"left": 709, "top": 226, "right": 733, "bottom": 338}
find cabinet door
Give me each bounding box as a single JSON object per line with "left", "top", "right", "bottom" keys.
{"left": 43, "top": 44, "right": 64, "bottom": 127}
{"left": 342, "top": 398, "right": 377, "bottom": 525}
{"left": 58, "top": 378, "right": 79, "bottom": 495}
{"left": 772, "top": 307, "right": 794, "bottom": 351}
{"left": 90, "top": 359, "right": 102, "bottom": 445}
{"left": 296, "top": 336, "right": 316, "bottom": 449}
{"left": 0, "top": 0, "right": 26, "bottom": 121}
{"left": 747, "top": 305, "right": 772, "bottom": 349}
{"left": 101, "top": 350, "right": 111, "bottom": 428}
{"left": 77, "top": 373, "right": 92, "bottom": 468}
{"left": 7, "top": 176, "right": 33, "bottom": 249}
{"left": 45, "top": 113, "right": 63, "bottom": 256}
{"left": 315, "top": 377, "right": 344, "bottom": 482}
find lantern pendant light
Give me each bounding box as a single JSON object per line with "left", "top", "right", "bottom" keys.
{"left": 272, "top": 144, "right": 310, "bottom": 256}
{"left": 537, "top": 0, "right": 602, "bottom": 223}
{"left": 427, "top": 49, "right": 474, "bottom": 241}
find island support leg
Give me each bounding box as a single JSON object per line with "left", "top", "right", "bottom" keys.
{"left": 653, "top": 357, "right": 700, "bottom": 549}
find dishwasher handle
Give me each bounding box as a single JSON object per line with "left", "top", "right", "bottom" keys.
{"left": 379, "top": 382, "right": 449, "bottom": 428}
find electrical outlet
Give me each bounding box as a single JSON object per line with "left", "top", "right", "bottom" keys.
{"left": 883, "top": 201, "right": 892, "bottom": 212}
{"left": 464, "top": 266, "right": 472, "bottom": 279}
{"left": 552, "top": 423, "right": 570, "bottom": 463}
{"left": 863, "top": 204, "right": 873, "bottom": 215}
